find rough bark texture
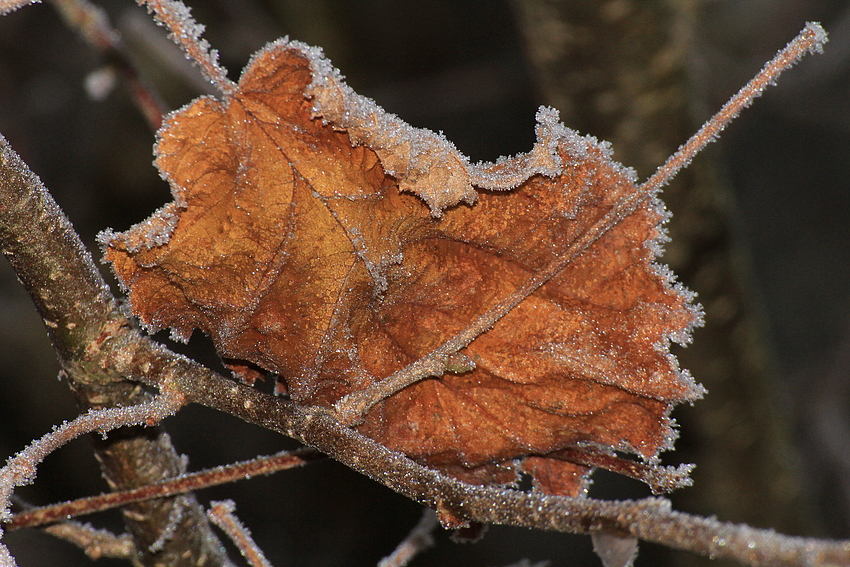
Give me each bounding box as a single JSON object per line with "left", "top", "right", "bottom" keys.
{"left": 0, "top": 133, "right": 229, "bottom": 567}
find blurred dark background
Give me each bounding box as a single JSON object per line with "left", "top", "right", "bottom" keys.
{"left": 1, "top": 1, "right": 849, "bottom": 566}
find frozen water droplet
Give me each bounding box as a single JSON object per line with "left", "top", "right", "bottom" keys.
{"left": 591, "top": 531, "right": 638, "bottom": 567}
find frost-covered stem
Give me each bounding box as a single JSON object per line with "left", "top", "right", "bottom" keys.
{"left": 42, "top": 522, "right": 135, "bottom": 560}
{"left": 138, "top": 0, "right": 237, "bottom": 97}
{"left": 6, "top": 448, "right": 323, "bottom": 530}
{"left": 108, "top": 339, "right": 850, "bottom": 567}
{"left": 332, "top": 22, "right": 828, "bottom": 423}
{"left": 334, "top": 355, "right": 446, "bottom": 423}
{"left": 0, "top": 133, "right": 230, "bottom": 566}
{"left": 208, "top": 501, "right": 273, "bottom": 567}
{"left": 378, "top": 509, "right": 438, "bottom": 567}
{"left": 0, "top": 393, "right": 183, "bottom": 522}
{"left": 50, "top": 0, "right": 167, "bottom": 130}
{"left": 641, "top": 22, "right": 827, "bottom": 194}
{"left": 0, "top": 135, "right": 115, "bottom": 362}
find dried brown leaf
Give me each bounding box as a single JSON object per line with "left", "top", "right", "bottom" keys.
{"left": 103, "top": 39, "right": 702, "bottom": 496}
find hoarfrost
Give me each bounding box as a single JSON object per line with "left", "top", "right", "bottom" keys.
{"left": 0, "top": 395, "right": 181, "bottom": 562}
{"left": 148, "top": 495, "right": 187, "bottom": 552}
{"left": 97, "top": 202, "right": 182, "bottom": 254}
{"left": 276, "top": 39, "right": 590, "bottom": 217}
{"left": 0, "top": 0, "right": 37, "bottom": 16}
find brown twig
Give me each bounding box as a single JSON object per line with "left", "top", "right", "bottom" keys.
{"left": 641, "top": 22, "right": 827, "bottom": 194}
{"left": 96, "top": 327, "right": 850, "bottom": 567}
{"left": 378, "top": 509, "right": 438, "bottom": 567}
{"left": 333, "top": 22, "right": 829, "bottom": 424}
{"left": 43, "top": 522, "right": 135, "bottom": 560}
{"left": 208, "top": 501, "right": 273, "bottom": 567}
{"left": 5, "top": 448, "right": 323, "bottom": 531}
{"left": 0, "top": 392, "right": 184, "bottom": 523}
{"left": 49, "top": 0, "right": 167, "bottom": 130}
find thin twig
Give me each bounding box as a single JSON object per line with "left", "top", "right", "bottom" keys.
{"left": 0, "top": 392, "right": 184, "bottom": 521}
{"left": 43, "top": 522, "right": 135, "bottom": 560}
{"left": 334, "top": 23, "right": 829, "bottom": 424}
{"left": 208, "top": 500, "right": 273, "bottom": 567}
{"left": 137, "top": 0, "right": 237, "bottom": 97}
{"left": 641, "top": 22, "right": 827, "bottom": 195}
{"left": 378, "top": 509, "right": 438, "bottom": 567}
{"left": 5, "top": 448, "right": 323, "bottom": 530}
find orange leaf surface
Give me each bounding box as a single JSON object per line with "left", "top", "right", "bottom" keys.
{"left": 103, "top": 40, "right": 703, "bottom": 496}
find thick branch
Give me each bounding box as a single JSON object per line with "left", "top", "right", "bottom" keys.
{"left": 0, "top": 135, "right": 114, "bottom": 362}
{"left": 0, "top": 133, "right": 229, "bottom": 567}
{"left": 100, "top": 327, "right": 850, "bottom": 567}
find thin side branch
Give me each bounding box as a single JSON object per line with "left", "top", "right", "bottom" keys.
{"left": 0, "top": 392, "right": 184, "bottom": 521}
{"left": 6, "top": 448, "right": 323, "bottom": 530}
{"left": 641, "top": 22, "right": 827, "bottom": 194}
{"left": 378, "top": 509, "right": 438, "bottom": 567}
{"left": 137, "top": 0, "right": 237, "bottom": 97}
{"left": 43, "top": 522, "right": 135, "bottom": 560}
{"left": 208, "top": 501, "right": 273, "bottom": 567}
{"left": 334, "top": 23, "right": 828, "bottom": 423}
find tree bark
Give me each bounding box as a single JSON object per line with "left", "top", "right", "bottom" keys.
{"left": 0, "top": 133, "right": 230, "bottom": 567}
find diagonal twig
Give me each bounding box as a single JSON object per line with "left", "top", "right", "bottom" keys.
{"left": 378, "top": 509, "right": 439, "bottom": 567}
{"left": 137, "top": 0, "right": 237, "bottom": 97}
{"left": 5, "top": 448, "right": 324, "bottom": 531}
{"left": 332, "top": 22, "right": 829, "bottom": 424}
{"left": 208, "top": 500, "right": 273, "bottom": 567}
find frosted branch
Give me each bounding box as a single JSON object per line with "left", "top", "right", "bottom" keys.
{"left": 109, "top": 343, "right": 850, "bottom": 567}
{"left": 6, "top": 448, "right": 323, "bottom": 530}
{"left": 641, "top": 22, "right": 827, "bottom": 194}
{"left": 378, "top": 509, "right": 438, "bottom": 567}
{"left": 0, "top": 393, "right": 183, "bottom": 567}
{"left": 0, "top": 392, "right": 184, "bottom": 521}
{"left": 208, "top": 500, "right": 273, "bottom": 567}
{"left": 43, "top": 522, "right": 135, "bottom": 560}
{"left": 138, "top": 0, "right": 236, "bottom": 97}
